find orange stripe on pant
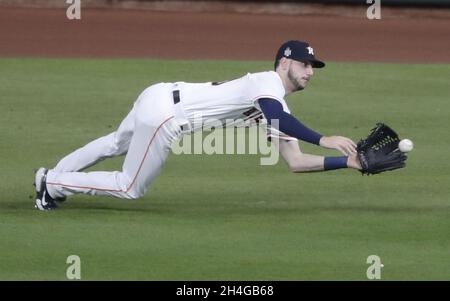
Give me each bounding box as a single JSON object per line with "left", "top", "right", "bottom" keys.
{"left": 46, "top": 116, "right": 175, "bottom": 194}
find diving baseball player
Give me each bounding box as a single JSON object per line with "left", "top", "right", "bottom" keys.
{"left": 34, "top": 40, "right": 362, "bottom": 210}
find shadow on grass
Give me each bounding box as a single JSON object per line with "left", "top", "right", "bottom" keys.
{"left": 2, "top": 195, "right": 449, "bottom": 217}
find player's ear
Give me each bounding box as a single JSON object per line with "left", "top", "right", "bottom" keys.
{"left": 279, "top": 57, "right": 290, "bottom": 70}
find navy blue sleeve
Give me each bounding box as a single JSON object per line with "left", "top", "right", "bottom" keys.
{"left": 257, "top": 98, "right": 323, "bottom": 145}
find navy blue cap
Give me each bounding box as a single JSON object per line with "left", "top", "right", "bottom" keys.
{"left": 275, "top": 40, "right": 325, "bottom": 69}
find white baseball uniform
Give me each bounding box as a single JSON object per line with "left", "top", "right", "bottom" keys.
{"left": 46, "top": 71, "right": 297, "bottom": 200}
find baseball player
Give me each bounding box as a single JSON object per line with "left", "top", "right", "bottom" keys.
{"left": 34, "top": 40, "right": 361, "bottom": 211}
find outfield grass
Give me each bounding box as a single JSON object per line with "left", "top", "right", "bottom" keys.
{"left": 0, "top": 58, "right": 449, "bottom": 280}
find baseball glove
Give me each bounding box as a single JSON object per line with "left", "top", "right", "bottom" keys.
{"left": 356, "top": 123, "right": 407, "bottom": 175}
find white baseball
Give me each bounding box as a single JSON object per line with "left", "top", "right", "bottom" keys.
{"left": 399, "top": 139, "right": 414, "bottom": 152}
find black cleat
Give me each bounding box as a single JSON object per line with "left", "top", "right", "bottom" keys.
{"left": 34, "top": 167, "right": 58, "bottom": 211}
{"left": 55, "top": 196, "right": 67, "bottom": 202}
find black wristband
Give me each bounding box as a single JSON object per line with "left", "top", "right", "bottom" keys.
{"left": 324, "top": 156, "right": 348, "bottom": 170}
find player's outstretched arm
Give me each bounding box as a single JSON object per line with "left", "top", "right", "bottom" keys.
{"left": 277, "top": 139, "right": 323, "bottom": 172}
{"left": 257, "top": 99, "right": 358, "bottom": 157}
{"left": 319, "top": 135, "right": 357, "bottom": 156}
{"left": 277, "top": 139, "right": 361, "bottom": 172}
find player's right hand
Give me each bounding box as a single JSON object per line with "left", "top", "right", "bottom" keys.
{"left": 319, "top": 136, "right": 357, "bottom": 156}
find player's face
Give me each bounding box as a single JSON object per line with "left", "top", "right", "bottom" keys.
{"left": 287, "top": 60, "right": 314, "bottom": 91}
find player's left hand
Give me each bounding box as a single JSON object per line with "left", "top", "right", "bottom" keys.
{"left": 319, "top": 136, "right": 357, "bottom": 156}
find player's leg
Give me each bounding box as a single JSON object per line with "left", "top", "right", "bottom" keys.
{"left": 42, "top": 84, "right": 181, "bottom": 201}
{"left": 45, "top": 118, "right": 180, "bottom": 200}
{"left": 52, "top": 101, "right": 138, "bottom": 173}
{"left": 118, "top": 115, "right": 181, "bottom": 199}
{"left": 35, "top": 99, "right": 138, "bottom": 207}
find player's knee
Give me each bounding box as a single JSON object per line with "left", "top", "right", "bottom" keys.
{"left": 116, "top": 173, "right": 145, "bottom": 200}
{"left": 107, "top": 143, "right": 120, "bottom": 156}
{"left": 102, "top": 133, "right": 123, "bottom": 156}
{"left": 124, "top": 188, "right": 145, "bottom": 200}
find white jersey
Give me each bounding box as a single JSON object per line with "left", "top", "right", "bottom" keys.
{"left": 174, "top": 71, "right": 297, "bottom": 141}
{"left": 45, "top": 71, "right": 298, "bottom": 204}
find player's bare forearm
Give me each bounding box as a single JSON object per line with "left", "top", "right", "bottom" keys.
{"left": 277, "top": 139, "right": 324, "bottom": 172}
{"left": 277, "top": 139, "right": 361, "bottom": 172}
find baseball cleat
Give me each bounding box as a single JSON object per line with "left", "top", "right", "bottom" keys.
{"left": 55, "top": 196, "right": 67, "bottom": 202}
{"left": 34, "top": 167, "right": 58, "bottom": 211}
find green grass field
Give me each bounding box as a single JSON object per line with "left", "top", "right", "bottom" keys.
{"left": 1, "top": 58, "right": 449, "bottom": 280}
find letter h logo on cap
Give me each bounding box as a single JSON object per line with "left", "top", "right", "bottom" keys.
{"left": 284, "top": 47, "right": 292, "bottom": 57}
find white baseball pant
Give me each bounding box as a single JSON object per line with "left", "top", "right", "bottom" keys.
{"left": 46, "top": 83, "right": 187, "bottom": 200}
